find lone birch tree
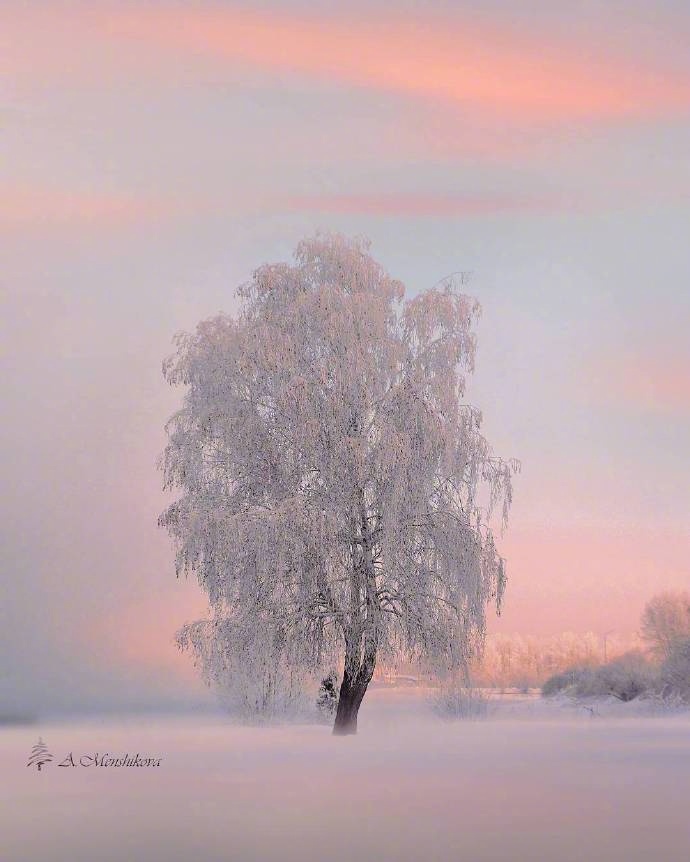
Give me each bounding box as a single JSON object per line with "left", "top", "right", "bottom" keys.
{"left": 160, "top": 233, "right": 517, "bottom": 734}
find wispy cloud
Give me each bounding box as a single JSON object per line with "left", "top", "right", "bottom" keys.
{"left": 100, "top": 6, "right": 690, "bottom": 121}
{"left": 0, "top": 187, "right": 185, "bottom": 229}
{"left": 5, "top": 5, "right": 690, "bottom": 122}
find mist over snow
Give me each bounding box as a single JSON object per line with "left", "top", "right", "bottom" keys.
{"left": 3, "top": 690, "right": 690, "bottom": 862}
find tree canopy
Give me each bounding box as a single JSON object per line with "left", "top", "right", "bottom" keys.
{"left": 640, "top": 591, "right": 690, "bottom": 660}
{"left": 160, "top": 233, "right": 517, "bottom": 733}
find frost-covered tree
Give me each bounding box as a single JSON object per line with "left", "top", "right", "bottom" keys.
{"left": 659, "top": 638, "right": 690, "bottom": 703}
{"left": 640, "top": 591, "right": 690, "bottom": 660}
{"left": 160, "top": 233, "right": 517, "bottom": 734}
{"left": 176, "top": 616, "right": 312, "bottom": 721}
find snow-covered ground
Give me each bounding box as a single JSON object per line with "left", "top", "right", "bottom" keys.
{"left": 2, "top": 689, "right": 689, "bottom": 862}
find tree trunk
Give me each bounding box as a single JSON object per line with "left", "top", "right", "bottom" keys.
{"left": 332, "top": 669, "right": 370, "bottom": 735}
{"left": 333, "top": 493, "right": 379, "bottom": 735}
{"left": 332, "top": 630, "right": 377, "bottom": 735}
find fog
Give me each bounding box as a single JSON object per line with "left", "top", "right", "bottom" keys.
{"left": 3, "top": 690, "right": 689, "bottom": 862}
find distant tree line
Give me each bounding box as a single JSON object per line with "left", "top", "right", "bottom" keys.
{"left": 541, "top": 591, "right": 690, "bottom": 705}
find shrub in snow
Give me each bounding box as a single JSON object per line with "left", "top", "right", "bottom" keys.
{"left": 543, "top": 652, "right": 654, "bottom": 703}
{"left": 599, "top": 651, "right": 654, "bottom": 701}
{"left": 570, "top": 651, "right": 653, "bottom": 702}
{"left": 431, "top": 680, "right": 491, "bottom": 720}
{"left": 316, "top": 672, "right": 339, "bottom": 720}
{"left": 541, "top": 666, "right": 593, "bottom": 697}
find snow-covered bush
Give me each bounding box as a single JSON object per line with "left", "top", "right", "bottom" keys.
{"left": 541, "top": 666, "right": 593, "bottom": 697}
{"left": 430, "top": 680, "right": 491, "bottom": 720}
{"left": 316, "top": 672, "right": 339, "bottom": 720}
{"left": 582, "top": 651, "right": 654, "bottom": 701}
{"left": 542, "top": 652, "right": 654, "bottom": 702}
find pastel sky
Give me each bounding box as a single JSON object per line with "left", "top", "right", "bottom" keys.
{"left": 2, "top": 0, "right": 689, "bottom": 713}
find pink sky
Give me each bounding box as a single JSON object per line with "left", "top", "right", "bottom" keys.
{"left": 2, "top": 0, "right": 689, "bottom": 710}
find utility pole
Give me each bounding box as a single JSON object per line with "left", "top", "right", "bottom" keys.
{"left": 603, "top": 630, "right": 614, "bottom": 664}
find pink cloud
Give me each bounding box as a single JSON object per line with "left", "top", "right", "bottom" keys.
{"left": 5, "top": 6, "right": 690, "bottom": 123}
{"left": 0, "top": 187, "right": 179, "bottom": 228}
{"left": 99, "top": 7, "right": 690, "bottom": 121}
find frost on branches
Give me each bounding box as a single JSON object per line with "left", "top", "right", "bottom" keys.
{"left": 159, "top": 233, "right": 518, "bottom": 734}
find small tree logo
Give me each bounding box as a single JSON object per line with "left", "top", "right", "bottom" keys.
{"left": 27, "top": 737, "right": 53, "bottom": 771}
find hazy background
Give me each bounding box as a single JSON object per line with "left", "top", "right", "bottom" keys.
{"left": 2, "top": 0, "right": 689, "bottom": 715}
